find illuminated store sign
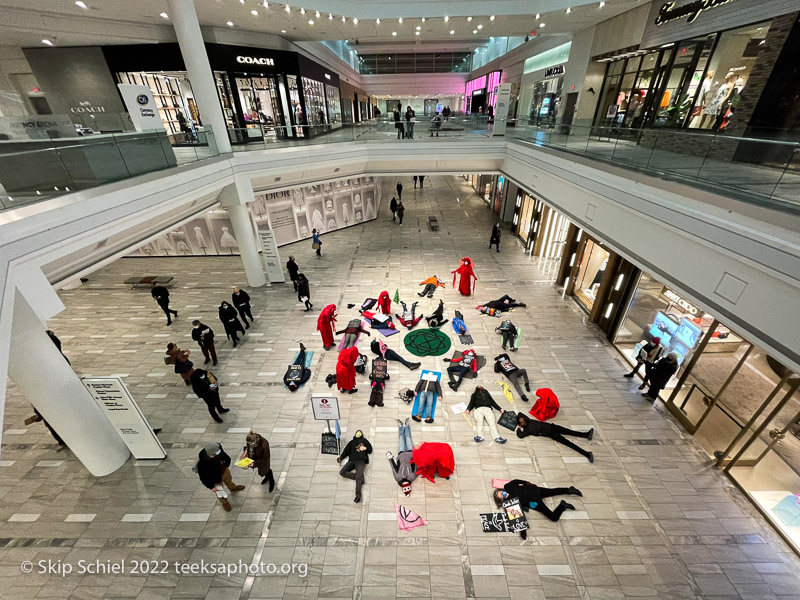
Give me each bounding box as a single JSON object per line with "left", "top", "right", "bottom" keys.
{"left": 660, "top": 287, "right": 702, "bottom": 316}
{"left": 655, "top": 0, "right": 737, "bottom": 26}
{"left": 236, "top": 56, "right": 275, "bottom": 65}
{"left": 545, "top": 65, "right": 565, "bottom": 77}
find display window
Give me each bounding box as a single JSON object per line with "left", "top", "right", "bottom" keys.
{"left": 513, "top": 192, "right": 535, "bottom": 242}
{"left": 325, "top": 84, "right": 342, "bottom": 128}
{"left": 573, "top": 239, "right": 610, "bottom": 312}
{"left": 528, "top": 76, "right": 563, "bottom": 126}
{"left": 492, "top": 176, "right": 505, "bottom": 215}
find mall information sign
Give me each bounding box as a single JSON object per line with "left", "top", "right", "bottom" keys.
{"left": 257, "top": 228, "right": 286, "bottom": 283}
{"left": 117, "top": 84, "right": 163, "bottom": 132}
{"left": 82, "top": 377, "right": 166, "bottom": 460}
{"left": 493, "top": 82, "right": 513, "bottom": 136}
{"left": 311, "top": 395, "right": 341, "bottom": 421}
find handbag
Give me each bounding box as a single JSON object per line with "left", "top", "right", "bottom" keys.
{"left": 312, "top": 242, "right": 320, "bottom": 250}
{"left": 163, "top": 353, "right": 174, "bottom": 365}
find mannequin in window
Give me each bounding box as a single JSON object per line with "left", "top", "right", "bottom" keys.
{"left": 689, "top": 71, "right": 714, "bottom": 128}
{"left": 716, "top": 75, "right": 746, "bottom": 131}
{"left": 587, "top": 258, "right": 608, "bottom": 297}
{"left": 700, "top": 72, "right": 735, "bottom": 129}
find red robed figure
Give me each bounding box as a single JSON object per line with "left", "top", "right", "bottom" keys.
{"left": 452, "top": 257, "right": 477, "bottom": 296}
{"left": 412, "top": 442, "right": 455, "bottom": 483}
{"left": 377, "top": 290, "right": 392, "bottom": 315}
{"left": 336, "top": 346, "right": 360, "bottom": 391}
{"left": 317, "top": 304, "right": 337, "bottom": 349}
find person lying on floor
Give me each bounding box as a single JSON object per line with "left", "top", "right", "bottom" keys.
{"left": 494, "top": 479, "right": 582, "bottom": 527}
{"left": 336, "top": 318, "right": 371, "bottom": 349}
{"left": 493, "top": 353, "right": 531, "bottom": 401}
{"left": 395, "top": 300, "right": 422, "bottom": 329}
{"left": 476, "top": 295, "right": 527, "bottom": 314}
{"left": 418, "top": 275, "right": 445, "bottom": 298}
{"left": 495, "top": 320, "right": 519, "bottom": 351}
{"left": 444, "top": 348, "right": 478, "bottom": 391}
{"left": 412, "top": 372, "right": 444, "bottom": 423}
{"left": 515, "top": 414, "right": 595, "bottom": 463}
{"left": 425, "top": 299, "right": 449, "bottom": 328}
{"left": 283, "top": 343, "right": 312, "bottom": 392}
{"left": 387, "top": 418, "right": 418, "bottom": 496}
{"left": 370, "top": 339, "right": 421, "bottom": 370}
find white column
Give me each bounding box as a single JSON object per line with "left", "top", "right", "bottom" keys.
{"left": 8, "top": 290, "right": 129, "bottom": 476}
{"left": 219, "top": 180, "right": 267, "bottom": 288}
{"left": 167, "top": 0, "right": 232, "bottom": 154}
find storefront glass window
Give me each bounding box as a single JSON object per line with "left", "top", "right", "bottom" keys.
{"left": 574, "top": 240, "right": 610, "bottom": 311}
{"left": 325, "top": 84, "right": 341, "bottom": 128}
{"left": 529, "top": 77, "right": 563, "bottom": 125}
{"left": 286, "top": 75, "right": 304, "bottom": 135}
{"left": 652, "top": 36, "right": 715, "bottom": 127}
{"left": 301, "top": 76, "right": 327, "bottom": 133}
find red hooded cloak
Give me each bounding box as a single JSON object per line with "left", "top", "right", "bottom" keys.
{"left": 317, "top": 304, "right": 337, "bottom": 348}
{"left": 377, "top": 291, "right": 392, "bottom": 315}
{"left": 451, "top": 257, "right": 477, "bottom": 296}
{"left": 529, "top": 388, "right": 560, "bottom": 421}
{"left": 412, "top": 442, "right": 455, "bottom": 482}
{"left": 336, "top": 346, "right": 360, "bottom": 391}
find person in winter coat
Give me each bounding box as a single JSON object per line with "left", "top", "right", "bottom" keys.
{"left": 338, "top": 430, "right": 373, "bottom": 502}
{"left": 624, "top": 336, "right": 663, "bottom": 390}
{"left": 494, "top": 353, "right": 531, "bottom": 401}
{"left": 286, "top": 256, "right": 300, "bottom": 290}
{"left": 645, "top": 352, "right": 679, "bottom": 400}
{"left": 297, "top": 273, "right": 313, "bottom": 311}
{"left": 396, "top": 201, "right": 405, "bottom": 226}
{"left": 317, "top": 304, "right": 338, "bottom": 350}
{"left": 390, "top": 196, "right": 398, "bottom": 222}
{"left": 477, "top": 295, "right": 527, "bottom": 313}
{"left": 337, "top": 318, "right": 371, "bottom": 349}
{"left": 284, "top": 343, "right": 312, "bottom": 392}
{"left": 240, "top": 430, "right": 274, "bottom": 491}
{"left": 404, "top": 106, "right": 416, "bottom": 139}
{"left": 444, "top": 348, "right": 478, "bottom": 391}
{"left": 466, "top": 385, "right": 506, "bottom": 443}
{"left": 195, "top": 442, "right": 245, "bottom": 511}
{"left": 337, "top": 346, "right": 360, "bottom": 394}
{"left": 495, "top": 320, "right": 519, "bottom": 350}
{"left": 396, "top": 180, "right": 403, "bottom": 200}
{"left": 387, "top": 418, "right": 417, "bottom": 496}
{"left": 494, "top": 479, "right": 582, "bottom": 525}
{"left": 151, "top": 282, "right": 178, "bottom": 325}
{"left": 166, "top": 343, "right": 194, "bottom": 385}
{"left": 394, "top": 105, "right": 405, "bottom": 139}
{"left": 489, "top": 223, "right": 501, "bottom": 252}
{"left": 191, "top": 320, "right": 217, "bottom": 366}
{"left": 232, "top": 287, "right": 253, "bottom": 328}
{"left": 425, "top": 299, "right": 449, "bottom": 328}
{"left": 190, "top": 368, "right": 229, "bottom": 423}
{"left": 219, "top": 300, "right": 245, "bottom": 347}
{"left": 516, "top": 414, "right": 594, "bottom": 462}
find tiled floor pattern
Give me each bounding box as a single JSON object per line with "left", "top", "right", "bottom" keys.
{"left": 1, "top": 176, "right": 800, "bottom": 599}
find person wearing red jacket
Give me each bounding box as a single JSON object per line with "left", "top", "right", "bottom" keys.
{"left": 317, "top": 304, "right": 337, "bottom": 350}
{"left": 336, "top": 346, "right": 360, "bottom": 394}
{"left": 444, "top": 348, "right": 478, "bottom": 391}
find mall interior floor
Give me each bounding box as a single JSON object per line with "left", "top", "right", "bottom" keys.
{"left": 1, "top": 176, "right": 799, "bottom": 599}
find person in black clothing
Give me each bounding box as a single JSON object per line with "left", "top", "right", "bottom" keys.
{"left": 151, "top": 282, "right": 178, "bottom": 325}
{"left": 191, "top": 320, "right": 217, "bottom": 366}
{"left": 624, "top": 336, "right": 662, "bottom": 390}
{"left": 425, "top": 299, "right": 449, "bottom": 328}
{"left": 645, "top": 352, "right": 679, "bottom": 400}
{"left": 444, "top": 349, "right": 477, "bottom": 391}
{"left": 194, "top": 442, "right": 245, "bottom": 511}
{"left": 46, "top": 329, "right": 70, "bottom": 365}
{"left": 516, "top": 414, "right": 594, "bottom": 462}
{"left": 232, "top": 287, "right": 253, "bottom": 328}
{"left": 370, "top": 339, "right": 420, "bottom": 371}
{"left": 390, "top": 196, "right": 398, "bottom": 222}
{"left": 394, "top": 105, "right": 405, "bottom": 139}
{"left": 397, "top": 201, "right": 405, "bottom": 226}
{"left": 494, "top": 479, "right": 582, "bottom": 523}
{"left": 396, "top": 181, "right": 403, "bottom": 201}
{"left": 219, "top": 301, "right": 245, "bottom": 347}
{"left": 495, "top": 320, "right": 518, "bottom": 351}
{"left": 297, "top": 273, "right": 313, "bottom": 311}
{"left": 489, "top": 223, "right": 501, "bottom": 252}
{"left": 284, "top": 343, "right": 312, "bottom": 392}
{"left": 418, "top": 175, "right": 425, "bottom": 189}
{"left": 477, "top": 295, "right": 527, "bottom": 313}
{"left": 286, "top": 256, "right": 300, "bottom": 291}
{"left": 465, "top": 385, "right": 506, "bottom": 443}
{"left": 337, "top": 430, "right": 373, "bottom": 503}
{"left": 190, "top": 368, "right": 229, "bottom": 423}
{"left": 413, "top": 175, "right": 418, "bottom": 188}
{"left": 494, "top": 353, "right": 530, "bottom": 401}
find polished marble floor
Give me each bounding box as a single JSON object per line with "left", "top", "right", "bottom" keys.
{"left": 2, "top": 176, "right": 800, "bottom": 599}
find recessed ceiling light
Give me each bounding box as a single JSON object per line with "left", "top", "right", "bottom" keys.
{"left": 415, "top": 31, "right": 420, "bottom": 36}
{"left": 467, "top": 16, "right": 473, "bottom": 21}
{"left": 398, "top": 17, "right": 403, "bottom": 23}
{"left": 227, "top": 21, "right": 234, "bottom": 26}
{"left": 539, "top": 22, "right": 545, "bottom": 27}
{"left": 160, "top": 12, "right": 168, "bottom": 19}
{"left": 472, "top": 29, "right": 477, "bottom": 33}
{"left": 421, "top": 17, "right": 426, "bottom": 22}
{"left": 449, "top": 29, "right": 454, "bottom": 34}
{"left": 535, "top": 12, "right": 540, "bottom": 19}
{"left": 599, "top": 1, "right": 606, "bottom": 6}
{"left": 281, "top": 29, "right": 287, "bottom": 32}
{"left": 328, "top": 13, "right": 333, "bottom": 20}
{"left": 300, "top": 7, "right": 305, "bottom": 15}
{"left": 444, "top": 15, "right": 449, "bottom": 22}
{"left": 353, "top": 17, "right": 358, "bottom": 24}
{"left": 308, "top": 19, "right": 314, "bottom": 24}
{"left": 75, "top": 1, "right": 87, "bottom": 8}
{"left": 316, "top": 10, "right": 320, "bottom": 17}
{"left": 566, "top": 6, "right": 572, "bottom": 13}
{"left": 285, "top": 5, "right": 290, "bottom": 13}
{"left": 376, "top": 17, "right": 380, "bottom": 24}
{"left": 342, "top": 15, "right": 346, "bottom": 22}
{"left": 490, "top": 15, "right": 495, "bottom": 21}
{"left": 477, "top": 24, "right": 483, "bottom": 29}
{"left": 392, "top": 31, "right": 397, "bottom": 36}
{"left": 263, "top": 1, "right": 269, "bottom": 7}
{"left": 42, "top": 39, "right": 53, "bottom": 45}
{"left": 416, "top": 25, "right": 421, "bottom": 30}
{"left": 251, "top": 10, "right": 258, "bottom": 15}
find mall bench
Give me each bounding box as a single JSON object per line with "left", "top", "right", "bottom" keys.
{"left": 124, "top": 276, "right": 174, "bottom": 289}
{"left": 428, "top": 216, "right": 440, "bottom": 231}
{"left": 429, "top": 127, "right": 464, "bottom": 137}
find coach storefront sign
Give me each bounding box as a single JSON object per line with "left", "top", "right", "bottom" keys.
{"left": 236, "top": 55, "right": 275, "bottom": 66}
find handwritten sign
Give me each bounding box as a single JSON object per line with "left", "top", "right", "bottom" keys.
{"left": 321, "top": 432, "right": 339, "bottom": 455}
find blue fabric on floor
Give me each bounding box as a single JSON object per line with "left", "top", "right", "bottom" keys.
{"left": 411, "top": 370, "right": 442, "bottom": 419}
{"left": 283, "top": 350, "right": 314, "bottom": 389}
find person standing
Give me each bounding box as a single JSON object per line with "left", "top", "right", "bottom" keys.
{"left": 397, "top": 200, "right": 405, "bottom": 226}
{"left": 418, "top": 175, "right": 425, "bottom": 189}
{"left": 489, "top": 223, "right": 501, "bottom": 252}
{"left": 312, "top": 228, "right": 322, "bottom": 257}
{"left": 191, "top": 320, "right": 217, "bottom": 366}
{"left": 405, "top": 106, "right": 415, "bottom": 139}
{"left": 190, "top": 368, "right": 229, "bottom": 423}
{"left": 194, "top": 442, "right": 245, "bottom": 512}
{"left": 46, "top": 330, "right": 70, "bottom": 365}
{"left": 465, "top": 385, "right": 507, "bottom": 444}
{"left": 166, "top": 342, "right": 194, "bottom": 385}
{"left": 240, "top": 430, "right": 274, "bottom": 491}
{"left": 297, "top": 273, "right": 313, "bottom": 311}
{"left": 151, "top": 282, "right": 178, "bottom": 326}
{"left": 338, "top": 430, "right": 373, "bottom": 503}
{"left": 219, "top": 300, "right": 245, "bottom": 347}
{"left": 624, "top": 336, "right": 662, "bottom": 390}
{"left": 412, "top": 374, "right": 444, "bottom": 424}
{"left": 24, "top": 407, "right": 65, "bottom": 445}
{"left": 396, "top": 180, "right": 403, "bottom": 201}
{"left": 413, "top": 175, "right": 418, "bottom": 189}
{"left": 645, "top": 353, "right": 679, "bottom": 401}
{"left": 232, "top": 287, "right": 253, "bottom": 329}
{"left": 286, "top": 256, "right": 300, "bottom": 291}
{"left": 336, "top": 346, "right": 360, "bottom": 394}
{"left": 390, "top": 196, "right": 398, "bottom": 222}
{"left": 394, "top": 105, "right": 405, "bottom": 139}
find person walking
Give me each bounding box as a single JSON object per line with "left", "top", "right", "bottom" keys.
{"left": 405, "top": 106, "right": 415, "bottom": 139}
{"left": 624, "top": 337, "right": 662, "bottom": 390}
{"left": 286, "top": 256, "right": 300, "bottom": 291}
{"left": 465, "top": 385, "right": 507, "bottom": 444}
{"left": 194, "top": 442, "right": 245, "bottom": 512}
{"left": 219, "top": 300, "right": 245, "bottom": 347}
{"left": 191, "top": 320, "right": 218, "bottom": 366}
{"left": 413, "top": 175, "right": 418, "bottom": 189}
{"left": 489, "top": 223, "right": 501, "bottom": 252}
{"left": 337, "top": 430, "right": 373, "bottom": 503}
{"left": 418, "top": 175, "right": 425, "bottom": 189}
{"left": 394, "top": 105, "right": 405, "bottom": 139}
{"left": 190, "top": 368, "right": 229, "bottom": 423}
{"left": 312, "top": 229, "right": 322, "bottom": 257}
{"left": 396, "top": 201, "right": 405, "bottom": 226}
{"left": 645, "top": 352, "right": 679, "bottom": 401}
{"left": 232, "top": 287, "right": 253, "bottom": 329}
{"left": 412, "top": 373, "right": 444, "bottom": 424}
{"left": 390, "top": 196, "right": 398, "bottom": 222}
{"left": 396, "top": 181, "right": 403, "bottom": 201}
{"left": 516, "top": 414, "right": 594, "bottom": 462}
{"left": 240, "top": 430, "right": 274, "bottom": 491}
{"left": 297, "top": 273, "right": 313, "bottom": 311}
{"left": 166, "top": 342, "right": 194, "bottom": 385}
{"left": 151, "top": 282, "right": 178, "bottom": 325}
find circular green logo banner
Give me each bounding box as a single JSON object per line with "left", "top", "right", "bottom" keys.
{"left": 404, "top": 328, "right": 452, "bottom": 357}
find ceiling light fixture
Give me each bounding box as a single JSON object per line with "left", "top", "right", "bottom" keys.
{"left": 415, "top": 31, "right": 420, "bottom": 35}
{"left": 300, "top": 7, "right": 305, "bottom": 15}
{"left": 353, "top": 17, "right": 358, "bottom": 24}
{"left": 316, "top": 10, "right": 320, "bottom": 17}
{"left": 251, "top": 10, "right": 258, "bottom": 15}
{"left": 160, "top": 12, "right": 169, "bottom": 19}
{"left": 285, "top": 5, "right": 290, "bottom": 13}
{"left": 227, "top": 20, "right": 234, "bottom": 26}
{"left": 376, "top": 17, "right": 380, "bottom": 24}
{"left": 535, "top": 12, "right": 540, "bottom": 19}
{"left": 444, "top": 15, "right": 449, "bottom": 22}
{"left": 263, "top": 1, "right": 269, "bottom": 7}
{"left": 42, "top": 39, "right": 53, "bottom": 45}
{"left": 467, "top": 16, "right": 473, "bottom": 21}
{"left": 472, "top": 29, "right": 477, "bottom": 33}
{"left": 391, "top": 31, "right": 397, "bottom": 36}
{"left": 328, "top": 13, "right": 333, "bottom": 20}
{"left": 477, "top": 24, "right": 483, "bottom": 29}
{"left": 539, "top": 22, "right": 545, "bottom": 27}
{"left": 490, "top": 15, "right": 495, "bottom": 21}
{"left": 75, "top": 1, "right": 87, "bottom": 8}
{"left": 566, "top": 6, "right": 572, "bottom": 13}
{"left": 449, "top": 29, "right": 454, "bottom": 34}
{"left": 421, "top": 17, "right": 426, "bottom": 22}
{"left": 416, "top": 25, "right": 421, "bottom": 30}
{"left": 599, "top": 1, "right": 605, "bottom": 6}
{"left": 398, "top": 17, "right": 403, "bottom": 23}
{"left": 281, "top": 29, "right": 287, "bottom": 32}
{"left": 308, "top": 19, "right": 314, "bottom": 24}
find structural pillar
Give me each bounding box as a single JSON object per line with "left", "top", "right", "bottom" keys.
{"left": 8, "top": 290, "right": 129, "bottom": 476}
{"left": 167, "top": 0, "right": 233, "bottom": 154}
{"left": 219, "top": 179, "right": 267, "bottom": 288}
